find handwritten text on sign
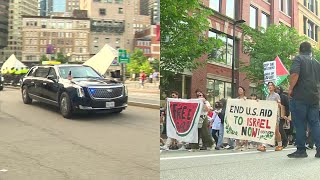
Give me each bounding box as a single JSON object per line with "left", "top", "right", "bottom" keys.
{"left": 224, "top": 99, "right": 278, "bottom": 145}
{"left": 166, "top": 98, "right": 203, "bottom": 143}
{"left": 263, "top": 61, "right": 276, "bottom": 82}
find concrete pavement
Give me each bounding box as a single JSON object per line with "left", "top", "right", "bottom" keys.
{"left": 0, "top": 89, "right": 159, "bottom": 180}
{"left": 160, "top": 146, "right": 320, "bottom": 180}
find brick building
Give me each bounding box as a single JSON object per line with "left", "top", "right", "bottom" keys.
{"left": 134, "top": 24, "right": 160, "bottom": 60}
{"left": 182, "top": 0, "right": 299, "bottom": 105}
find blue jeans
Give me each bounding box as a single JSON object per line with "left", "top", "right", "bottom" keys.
{"left": 290, "top": 99, "right": 320, "bottom": 151}
{"left": 217, "top": 125, "right": 224, "bottom": 147}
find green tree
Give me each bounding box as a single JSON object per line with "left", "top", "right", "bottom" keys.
{"left": 126, "top": 48, "right": 152, "bottom": 74}
{"left": 150, "top": 58, "right": 159, "bottom": 71}
{"left": 56, "top": 52, "right": 68, "bottom": 64}
{"left": 40, "top": 55, "right": 49, "bottom": 62}
{"left": 312, "top": 48, "right": 320, "bottom": 62}
{"left": 241, "top": 24, "right": 306, "bottom": 93}
{"left": 161, "top": 0, "right": 222, "bottom": 94}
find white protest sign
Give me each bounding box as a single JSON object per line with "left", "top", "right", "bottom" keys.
{"left": 263, "top": 61, "right": 276, "bottom": 82}
{"left": 224, "top": 99, "right": 278, "bottom": 145}
{"left": 166, "top": 98, "right": 203, "bottom": 143}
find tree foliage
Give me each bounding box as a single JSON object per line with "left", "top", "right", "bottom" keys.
{"left": 126, "top": 48, "right": 153, "bottom": 75}
{"left": 241, "top": 24, "right": 306, "bottom": 92}
{"left": 40, "top": 55, "right": 49, "bottom": 62}
{"left": 56, "top": 52, "right": 69, "bottom": 64}
{"left": 161, "top": 0, "right": 222, "bottom": 92}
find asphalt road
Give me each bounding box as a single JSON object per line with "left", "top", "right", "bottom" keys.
{"left": 160, "top": 146, "right": 320, "bottom": 180}
{"left": 0, "top": 88, "right": 159, "bottom": 180}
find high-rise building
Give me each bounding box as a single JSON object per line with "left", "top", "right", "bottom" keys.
{"left": 66, "top": 0, "right": 80, "bottom": 14}
{"left": 21, "top": 15, "right": 90, "bottom": 64}
{"left": 297, "top": 0, "right": 320, "bottom": 47}
{"left": 0, "top": 0, "right": 9, "bottom": 49}
{"left": 80, "top": 0, "right": 150, "bottom": 54}
{"left": 39, "top": 0, "right": 53, "bottom": 16}
{"left": 0, "top": 0, "right": 38, "bottom": 63}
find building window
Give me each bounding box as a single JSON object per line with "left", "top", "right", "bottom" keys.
{"left": 99, "top": 8, "right": 106, "bottom": 15}
{"left": 116, "top": 38, "right": 120, "bottom": 44}
{"left": 94, "top": 37, "right": 99, "bottom": 43}
{"left": 316, "top": 0, "right": 319, "bottom": 15}
{"left": 308, "top": 0, "right": 314, "bottom": 12}
{"left": 316, "top": 26, "right": 319, "bottom": 41}
{"left": 250, "top": 6, "right": 257, "bottom": 29}
{"left": 105, "top": 37, "right": 110, "bottom": 43}
{"left": 261, "top": 12, "right": 270, "bottom": 31}
{"left": 115, "top": 0, "right": 123, "bottom": 4}
{"left": 226, "top": 0, "right": 235, "bottom": 19}
{"left": 118, "top": 8, "right": 123, "bottom": 14}
{"left": 208, "top": 31, "right": 234, "bottom": 66}
{"left": 209, "top": 0, "right": 220, "bottom": 12}
{"left": 279, "top": 0, "right": 284, "bottom": 12}
{"left": 207, "top": 79, "right": 232, "bottom": 106}
{"left": 105, "top": 0, "right": 112, "bottom": 2}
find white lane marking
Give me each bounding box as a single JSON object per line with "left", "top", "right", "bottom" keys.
{"left": 0, "top": 169, "right": 8, "bottom": 172}
{"left": 160, "top": 148, "right": 297, "bottom": 161}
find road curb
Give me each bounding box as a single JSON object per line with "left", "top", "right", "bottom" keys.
{"left": 128, "top": 101, "right": 160, "bottom": 109}
{"left": 3, "top": 85, "right": 159, "bottom": 109}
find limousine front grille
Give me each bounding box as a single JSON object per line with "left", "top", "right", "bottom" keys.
{"left": 88, "top": 87, "right": 123, "bottom": 99}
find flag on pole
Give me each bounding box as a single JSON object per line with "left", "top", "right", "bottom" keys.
{"left": 263, "top": 56, "right": 289, "bottom": 96}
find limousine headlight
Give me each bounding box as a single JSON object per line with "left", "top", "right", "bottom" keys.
{"left": 123, "top": 85, "right": 128, "bottom": 95}
{"left": 77, "top": 87, "right": 85, "bottom": 97}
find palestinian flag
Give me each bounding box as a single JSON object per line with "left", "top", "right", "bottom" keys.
{"left": 263, "top": 56, "right": 289, "bottom": 96}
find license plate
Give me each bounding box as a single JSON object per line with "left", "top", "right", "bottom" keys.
{"left": 106, "top": 102, "right": 115, "bottom": 108}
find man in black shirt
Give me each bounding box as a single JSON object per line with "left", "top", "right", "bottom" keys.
{"left": 288, "top": 42, "right": 320, "bottom": 158}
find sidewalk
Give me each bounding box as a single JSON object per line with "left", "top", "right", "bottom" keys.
{"left": 3, "top": 85, "right": 160, "bottom": 109}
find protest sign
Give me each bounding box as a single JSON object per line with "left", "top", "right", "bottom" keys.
{"left": 166, "top": 98, "right": 203, "bottom": 143}
{"left": 224, "top": 99, "right": 278, "bottom": 145}
{"left": 263, "top": 61, "right": 276, "bottom": 82}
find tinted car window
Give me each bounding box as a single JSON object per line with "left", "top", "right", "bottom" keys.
{"left": 35, "top": 67, "right": 50, "bottom": 78}
{"left": 48, "top": 67, "right": 57, "bottom": 78}
{"left": 27, "top": 67, "right": 37, "bottom": 77}
{"left": 58, "top": 66, "right": 101, "bottom": 79}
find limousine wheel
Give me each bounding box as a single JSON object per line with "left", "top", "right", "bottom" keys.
{"left": 22, "top": 86, "right": 32, "bottom": 104}
{"left": 60, "top": 92, "right": 73, "bottom": 119}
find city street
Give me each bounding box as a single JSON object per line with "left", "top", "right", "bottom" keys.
{"left": 0, "top": 88, "right": 159, "bottom": 180}
{"left": 160, "top": 146, "right": 320, "bottom": 180}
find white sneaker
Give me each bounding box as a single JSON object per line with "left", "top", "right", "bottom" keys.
{"left": 225, "top": 145, "right": 231, "bottom": 149}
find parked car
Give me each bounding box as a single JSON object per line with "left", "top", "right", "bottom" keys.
{"left": 20, "top": 64, "right": 128, "bottom": 118}
{"left": 0, "top": 73, "right": 3, "bottom": 91}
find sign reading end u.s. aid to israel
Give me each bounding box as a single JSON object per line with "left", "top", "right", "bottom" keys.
{"left": 166, "top": 98, "right": 203, "bottom": 143}
{"left": 224, "top": 99, "right": 278, "bottom": 145}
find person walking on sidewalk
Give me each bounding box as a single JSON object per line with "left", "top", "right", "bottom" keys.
{"left": 189, "top": 89, "right": 214, "bottom": 152}
{"left": 139, "top": 71, "right": 146, "bottom": 88}
{"left": 288, "top": 41, "right": 320, "bottom": 158}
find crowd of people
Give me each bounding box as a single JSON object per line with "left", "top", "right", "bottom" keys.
{"left": 161, "top": 42, "right": 320, "bottom": 158}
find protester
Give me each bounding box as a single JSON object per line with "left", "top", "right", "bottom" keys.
{"left": 257, "top": 82, "right": 283, "bottom": 152}
{"left": 234, "top": 86, "right": 248, "bottom": 151}
{"left": 276, "top": 86, "right": 290, "bottom": 148}
{"left": 209, "top": 102, "right": 222, "bottom": 149}
{"left": 160, "top": 108, "right": 165, "bottom": 146}
{"left": 217, "top": 98, "right": 227, "bottom": 150}
{"left": 161, "top": 91, "right": 180, "bottom": 151}
{"left": 189, "top": 89, "right": 214, "bottom": 152}
{"left": 288, "top": 41, "right": 320, "bottom": 158}
{"left": 139, "top": 71, "right": 146, "bottom": 88}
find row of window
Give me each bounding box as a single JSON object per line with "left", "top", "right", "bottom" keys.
{"left": 93, "top": 37, "right": 120, "bottom": 44}
{"left": 136, "top": 40, "right": 151, "bottom": 46}
{"left": 94, "top": 0, "right": 123, "bottom": 4}
{"left": 25, "top": 21, "right": 89, "bottom": 29}
{"left": 207, "top": 79, "right": 232, "bottom": 106}
{"left": 303, "top": 16, "right": 319, "bottom": 41}
{"left": 209, "top": 0, "right": 291, "bottom": 20}
{"left": 99, "top": 8, "right": 123, "bottom": 16}
{"left": 304, "top": 0, "right": 319, "bottom": 15}
{"left": 250, "top": 6, "right": 270, "bottom": 30}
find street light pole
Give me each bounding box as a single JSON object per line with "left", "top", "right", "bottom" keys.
{"left": 231, "top": 19, "right": 246, "bottom": 98}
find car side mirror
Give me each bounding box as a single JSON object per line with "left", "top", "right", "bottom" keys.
{"left": 47, "top": 75, "right": 57, "bottom": 82}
